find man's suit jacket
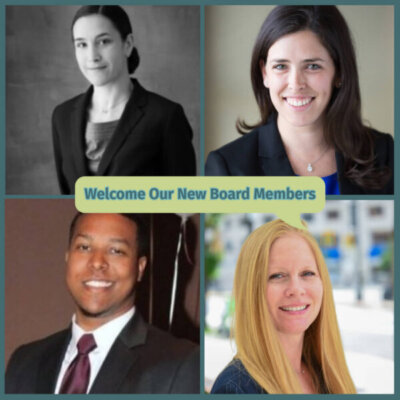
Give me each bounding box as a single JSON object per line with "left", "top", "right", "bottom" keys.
{"left": 52, "top": 79, "right": 196, "bottom": 194}
{"left": 205, "top": 116, "right": 394, "bottom": 194}
{"left": 5, "top": 313, "right": 199, "bottom": 394}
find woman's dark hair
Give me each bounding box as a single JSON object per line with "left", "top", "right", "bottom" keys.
{"left": 238, "top": 6, "right": 389, "bottom": 190}
{"left": 72, "top": 5, "right": 139, "bottom": 74}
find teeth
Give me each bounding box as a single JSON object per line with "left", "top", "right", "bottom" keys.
{"left": 286, "top": 97, "right": 312, "bottom": 107}
{"left": 281, "top": 305, "right": 307, "bottom": 311}
{"left": 85, "top": 281, "right": 112, "bottom": 288}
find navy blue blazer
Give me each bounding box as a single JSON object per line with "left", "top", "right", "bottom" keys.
{"left": 211, "top": 359, "right": 266, "bottom": 394}
{"left": 205, "top": 116, "right": 394, "bottom": 195}
{"left": 6, "top": 312, "right": 199, "bottom": 394}
{"left": 52, "top": 79, "right": 196, "bottom": 194}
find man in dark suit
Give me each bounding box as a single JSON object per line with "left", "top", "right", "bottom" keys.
{"left": 5, "top": 213, "right": 199, "bottom": 394}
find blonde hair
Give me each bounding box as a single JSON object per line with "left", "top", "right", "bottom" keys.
{"left": 232, "top": 219, "right": 356, "bottom": 393}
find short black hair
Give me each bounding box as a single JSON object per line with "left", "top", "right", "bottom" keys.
{"left": 68, "top": 213, "right": 149, "bottom": 257}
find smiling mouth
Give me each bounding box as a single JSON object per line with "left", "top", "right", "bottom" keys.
{"left": 87, "top": 66, "right": 106, "bottom": 71}
{"left": 284, "top": 97, "right": 314, "bottom": 107}
{"left": 84, "top": 280, "right": 113, "bottom": 288}
{"left": 280, "top": 305, "right": 309, "bottom": 312}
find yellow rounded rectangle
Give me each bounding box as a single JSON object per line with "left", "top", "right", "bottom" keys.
{"left": 75, "top": 177, "right": 325, "bottom": 229}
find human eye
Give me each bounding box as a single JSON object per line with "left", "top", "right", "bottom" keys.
{"left": 272, "top": 64, "right": 286, "bottom": 71}
{"left": 307, "top": 63, "right": 321, "bottom": 70}
{"left": 75, "top": 242, "right": 90, "bottom": 251}
{"left": 109, "top": 247, "right": 126, "bottom": 256}
{"left": 301, "top": 270, "right": 316, "bottom": 277}
{"left": 268, "top": 272, "right": 284, "bottom": 280}
{"left": 98, "top": 38, "right": 112, "bottom": 46}
{"left": 74, "top": 41, "right": 87, "bottom": 49}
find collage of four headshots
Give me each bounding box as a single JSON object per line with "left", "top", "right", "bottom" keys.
{"left": 5, "top": 4, "right": 394, "bottom": 395}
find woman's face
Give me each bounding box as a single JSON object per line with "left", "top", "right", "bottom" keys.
{"left": 262, "top": 30, "right": 336, "bottom": 131}
{"left": 265, "top": 233, "right": 323, "bottom": 338}
{"left": 73, "top": 14, "right": 133, "bottom": 87}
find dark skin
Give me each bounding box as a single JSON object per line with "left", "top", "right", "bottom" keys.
{"left": 65, "top": 214, "right": 147, "bottom": 331}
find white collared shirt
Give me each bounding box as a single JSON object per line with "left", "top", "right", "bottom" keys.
{"left": 54, "top": 308, "right": 135, "bottom": 394}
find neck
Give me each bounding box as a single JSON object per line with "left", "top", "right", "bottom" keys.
{"left": 277, "top": 332, "right": 304, "bottom": 374}
{"left": 277, "top": 115, "right": 328, "bottom": 156}
{"left": 92, "top": 74, "right": 133, "bottom": 111}
{"left": 75, "top": 302, "right": 135, "bottom": 332}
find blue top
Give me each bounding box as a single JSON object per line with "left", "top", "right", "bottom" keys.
{"left": 211, "top": 359, "right": 267, "bottom": 394}
{"left": 322, "top": 172, "right": 340, "bottom": 195}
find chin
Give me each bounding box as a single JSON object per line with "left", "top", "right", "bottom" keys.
{"left": 279, "top": 322, "right": 313, "bottom": 336}
{"left": 79, "top": 305, "right": 110, "bottom": 318}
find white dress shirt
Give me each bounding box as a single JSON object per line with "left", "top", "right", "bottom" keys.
{"left": 54, "top": 308, "right": 135, "bottom": 394}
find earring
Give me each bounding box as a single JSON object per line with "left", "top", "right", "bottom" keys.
{"left": 336, "top": 81, "right": 342, "bottom": 88}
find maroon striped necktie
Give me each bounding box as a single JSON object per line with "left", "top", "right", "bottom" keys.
{"left": 59, "top": 334, "right": 97, "bottom": 394}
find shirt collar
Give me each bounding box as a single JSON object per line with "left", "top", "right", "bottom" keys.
{"left": 70, "top": 307, "right": 135, "bottom": 354}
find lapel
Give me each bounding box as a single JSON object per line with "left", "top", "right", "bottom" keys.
{"left": 257, "top": 115, "right": 295, "bottom": 176}
{"left": 257, "top": 116, "right": 364, "bottom": 194}
{"left": 70, "top": 90, "right": 92, "bottom": 177}
{"left": 36, "top": 329, "right": 71, "bottom": 393}
{"left": 90, "top": 312, "right": 148, "bottom": 394}
{"left": 97, "top": 79, "right": 147, "bottom": 175}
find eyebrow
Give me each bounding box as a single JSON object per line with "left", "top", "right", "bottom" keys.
{"left": 269, "top": 57, "right": 326, "bottom": 63}
{"left": 73, "top": 33, "right": 111, "bottom": 42}
{"left": 73, "top": 233, "right": 131, "bottom": 247}
{"left": 303, "top": 58, "right": 326, "bottom": 63}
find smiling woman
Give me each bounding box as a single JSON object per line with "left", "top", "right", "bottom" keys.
{"left": 211, "top": 219, "right": 356, "bottom": 394}
{"left": 205, "top": 6, "right": 393, "bottom": 195}
{"left": 52, "top": 5, "right": 196, "bottom": 194}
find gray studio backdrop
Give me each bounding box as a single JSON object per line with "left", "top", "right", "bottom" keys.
{"left": 6, "top": 6, "right": 200, "bottom": 195}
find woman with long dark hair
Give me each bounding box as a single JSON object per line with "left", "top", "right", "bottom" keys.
{"left": 53, "top": 6, "right": 196, "bottom": 194}
{"left": 205, "top": 6, "right": 393, "bottom": 194}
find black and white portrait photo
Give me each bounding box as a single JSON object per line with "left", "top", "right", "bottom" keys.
{"left": 6, "top": 5, "right": 200, "bottom": 194}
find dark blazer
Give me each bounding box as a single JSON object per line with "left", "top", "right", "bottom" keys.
{"left": 211, "top": 359, "right": 266, "bottom": 394}
{"left": 205, "top": 116, "right": 394, "bottom": 194}
{"left": 5, "top": 313, "right": 199, "bottom": 394}
{"left": 52, "top": 79, "right": 196, "bottom": 194}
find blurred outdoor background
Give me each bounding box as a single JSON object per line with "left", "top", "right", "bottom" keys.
{"left": 205, "top": 200, "right": 394, "bottom": 394}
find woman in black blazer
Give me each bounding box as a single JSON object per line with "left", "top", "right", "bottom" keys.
{"left": 53, "top": 5, "right": 195, "bottom": 194}
{"left": 205, "top": 6, "right": 393, "bottom": 195}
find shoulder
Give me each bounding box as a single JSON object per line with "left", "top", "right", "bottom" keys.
{"left": 135, "top": 81, "right": 185, "bottom": 117}
{"left": 6, "top": 328, "right": 69, "bottom": 391}
{"left": 52, "top": 92, "right": 86, "bottom": 120}
{"left": 8, "top": 329, "right": 69, "bottom": 363}
{"left": 370, "top": 129, "right": 394, "bottom": 158}
{"left": 145, "top": 324, "right": 199, "bottom": 362}
{"left": 205, "top": 128, "right": 262, "bottom": 176}
{"left": 145, "top": 89, "right": 181, "bottom": 111}
{"left": 211, "top": 359, "right": 266, "bottom": 394}
{"left": 133, "top": 323, "right": 199, "bottom": 393}
{"left": 212, "top": 128, "right": 261, "bottom": 157}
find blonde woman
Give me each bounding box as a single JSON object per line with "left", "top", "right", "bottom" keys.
{"left": 211, "top": 219, "right": 356, "bottom": 394}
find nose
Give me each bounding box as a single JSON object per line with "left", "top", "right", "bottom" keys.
{"left": 284, "top": 276, "right": 306, "bottom": 297}
{"left": 89, "top": 250, "right": 108, "bottom": 271}
{"left": 87, "top": 44, "right": 101, "bottom": 63}
{"left": 288, "top": 68, "right": 306, "bottom": 90}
